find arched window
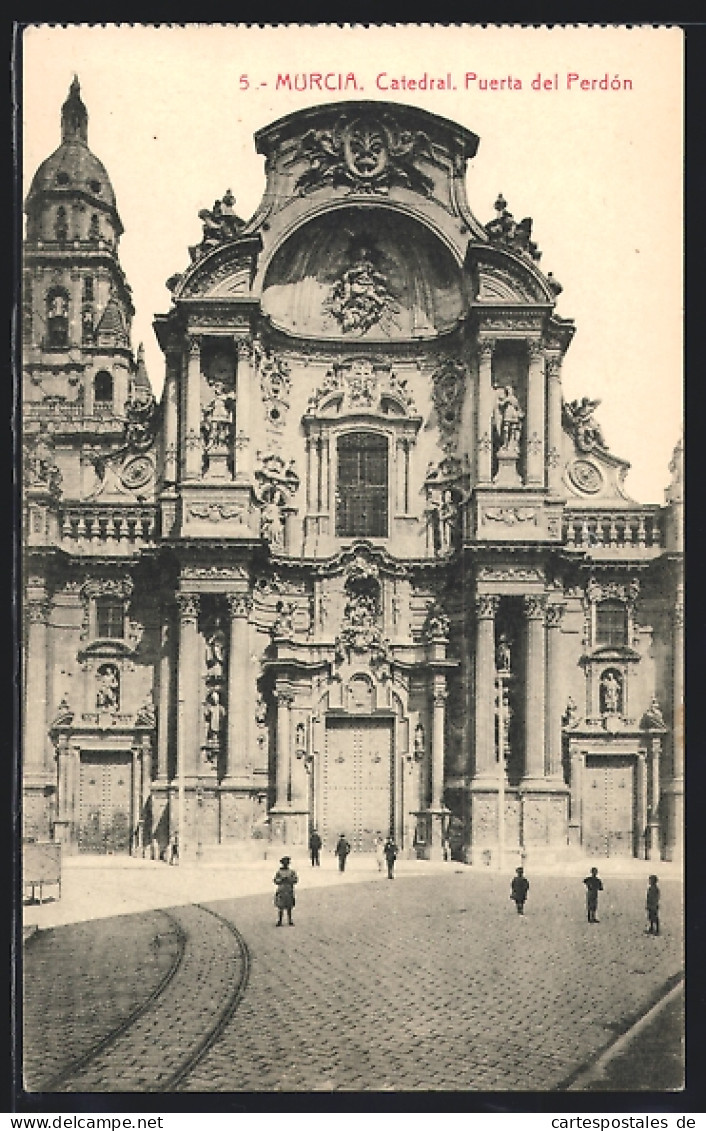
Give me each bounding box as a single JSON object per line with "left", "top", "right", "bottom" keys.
{"left": 336, "top": 432, "right": 388, "bottom": 537}
{"left": 595, "top": 600, "right": 628, "bottom": 647}
{"left": 46, "top": 289, "right": 69, "bottom": 348}
{"left": 94, "top": 370, "right": 113, "bottom": 408}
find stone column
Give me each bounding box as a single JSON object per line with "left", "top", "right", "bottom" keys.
{"left": 636, "top": 751, "right": 648, "bottom": 859}
{"left": 184, "top": 337, "right": 202, "bottom": 480}
{"left": 545, "top": 603, "right": 566, "bottom": 778}
{"left": 225, "top": 592, "right": 252, "bottom": 784}
{"left": 473, "top": 594, "right": 499, "bottom": 780}
{"left": 569, "top": 748, "right": 584, "bottom": 846}
{"left": 235, "top": 338, "right": 252, "bottom": 481}
{"left": 525, "top": 340, "right": 546, "bottom": 486}
{"left": 546, "top": 354, "right": 564, "bottom": 495}
{"left": 156, "top": 605, "right": 173, "bottom": 781}
{"left": 25, "top": 591, "right": 50, "bottom": 776}
{"left": 672, "top": 586, "right": 684, "bottom": 781}
{"left": 176, "top": 592, "right": 201, "bottom": 781}
{"left": 163, "top": 353, "right": 179, "bottom": 485}
{"left": 648, "top": 736, "right": 662, "bottom": 858}
{"left": 274, "top": 688, "right": 294, "bottom": 808}
{"left": 523, "top": 595, "right": 547, "bottom": 782}
{"left": 131, "top": 744, "right": 142, "bottom": 855}
{"left": 476, "top": 340, "right": 495, "bottom": 485}
{"left": 431, "top": 681, "right": 447, "bottom": 811}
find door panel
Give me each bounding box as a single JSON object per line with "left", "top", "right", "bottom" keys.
{"left": 78, "top": 753, "right": 132, "bottom": 854}
{"left": 583, "top": 758, "right": 635, "bottom": 858}
{"left": 323, "top": 719, "right": 393, "bottom": 851}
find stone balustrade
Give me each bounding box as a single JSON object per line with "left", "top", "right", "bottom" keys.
{"left": 563, "top": 508, "right": 663, "bottom": 550}
{"left": 60, "top": 505, "right": 157, "bottom": 544}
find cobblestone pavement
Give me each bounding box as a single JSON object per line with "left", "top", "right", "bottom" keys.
{"left": 22, "top": 867, "right": 683, "bottom": 1094}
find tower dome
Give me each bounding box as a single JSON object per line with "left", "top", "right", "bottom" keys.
{"left": 25, "top": 77, "right": 123, "bottom": 243}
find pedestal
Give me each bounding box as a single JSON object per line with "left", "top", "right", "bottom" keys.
{"left": 493, "top": 449, "right": 522, "bottom": 487}
{"left": 268, "top": 807, "right": 309, "bottom": 849}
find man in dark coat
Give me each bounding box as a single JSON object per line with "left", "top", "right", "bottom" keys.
{"left": 273, "top": 856, "right": 298, "bottom": 926}
{"left": 510, "top": 866, "right": 529, "bottom": 914}
{"left": 583, "top": 866, "right": 603, "bottom": 922}
{"left": 334, "top": 833, "right": 351, "bottom": 872}
{"left": 383, "top": 836, "right": 398, "bottom": 879}
{"left": 309, "top": 829, "right": 322, "bottom": 867}
{"left": 645, "top": 874, "right": 660, "bottom": 935}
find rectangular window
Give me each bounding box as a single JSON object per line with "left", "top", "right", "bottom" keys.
{"left": 96, "top": 599, "right": 125, "bottom": 639}
{"left": 336, "top": 432, "right": 388, "bottom": 537}
{"left": 595, "top": 601, "right": 628, "bottom": 647}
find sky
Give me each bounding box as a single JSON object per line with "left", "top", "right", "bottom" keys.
{"left": 20, "top": 23, "right": 683, "bottom": 504}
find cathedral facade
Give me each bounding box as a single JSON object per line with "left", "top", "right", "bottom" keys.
{"left": 21, "top": 82, "right": 683, "bottom": 865}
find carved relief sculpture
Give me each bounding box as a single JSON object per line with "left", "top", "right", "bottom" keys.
{"left": 600, "top": 669, "right": 623, "bottom": 715}
{"left": 254, "top": 452, "right": 300, "bottom": 549}
{"left": 430, "top": 358, "right": 467, "bottom": 453}
{"left": 563, "top": 397, "right": 608, "bottom": 453}
{"left": 191, "top": 189, "right": 245, "bottom": 261}
{"left": 96, "top": 663, "right": 120, "bottom": 712}
{"left": 484, "top": 194, "right": 542, "bottom": 262}
{"left": 325, "top": 239, "right": 399, "bottom": 335}
{"left": 296, "top": 113, "right": 434, "bottom": 197}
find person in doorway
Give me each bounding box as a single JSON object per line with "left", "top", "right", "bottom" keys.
{"left": 309, "top": 828, "right": 322, "bottom": 867}
{"left": 168, "top": 834, "right": 179, "bottom": 866}
{"left": 273, "top": 856, "right": 298, "bottom": 926}
{"left": 583, "top": 866, "right": 603, "bottom": 922}
{"left": 334, "top": 833, "right": 351, "bottom": 872}
{"left": 383, "top": 836, "right": 398, "bottom": 880}
{"left": 645, "top": 874, "right": 661, "bottom": 935}
{"left": 510, "top": 866, "right": 529, "bottom": 914}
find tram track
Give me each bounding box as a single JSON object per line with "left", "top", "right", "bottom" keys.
{"left": 40, "top": 903, "right": 251, "bottom": 1094}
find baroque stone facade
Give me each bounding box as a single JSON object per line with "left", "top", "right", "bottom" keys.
{"left": 21, "top": 83, "right": 683, "bottom": 865}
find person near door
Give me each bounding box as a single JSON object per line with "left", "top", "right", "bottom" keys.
{"left": 374, "top": 834, "right": 385, "bottom": 872}
{"left": 309, "top": 828, "right": 322, "bottom": 867}
{"left": 168, "top": 834, "right": 179, "bottom": 866}
{"left": 334, "top": 834, "right": 351, "bottom": 872}
{"left": 583, "top": 866, "right": 603, "bottom": 922}
{"left": 274, "top": 856, "right": 298, "bottom": 926}
{"left": 383, "top": 836, "right": 398, "bottom": 879}
{"left": 510, "top": 866, "right": 529, "bottom": 914}
{"left": 645, "top": 874, "right": 660, "bottom": 935}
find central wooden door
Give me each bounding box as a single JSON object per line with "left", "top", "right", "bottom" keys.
{"left": 583, "top": 757, "right": 635, "bottom": 857}
{"left": 78, "top": 752, "right": 132, "bottom": 854}
{"left": 322, "top": 718, "right": 393, "bottom": 851}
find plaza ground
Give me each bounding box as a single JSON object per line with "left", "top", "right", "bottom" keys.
{"left": 21, "top": 853, "right": 684, "bottom": 1095}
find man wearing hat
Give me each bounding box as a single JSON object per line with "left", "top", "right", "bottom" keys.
{"left": 510, "top": 866, "right": 529, "bottom": 915}
{"left": 273, "top": 855, "right": 298, "bottom": 926}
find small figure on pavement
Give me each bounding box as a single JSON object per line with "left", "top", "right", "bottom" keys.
{"left": 510, "top": 866, "right": 529, "bottom": 914}
{"left": 168, "top": 833, "right": 179, "bottom": 866}
{"left": 645, "top": 874, "right": 661, "bottom": 935}
{"left": 374, "top": 833, "right": 385, "bottom": 872}
{"left": 274, "top": 855, "right": 298, "bottom": 926}
{"left": 383, "top": 836, "right": 398, "bottom": 879}
{"left": 583, "top": 866, "right": 603, "bottom": 922}
{"left": 334, "top": 833, "right": 351, "bottom": 872}
{"left": 309, "top": 828, "right": 322, "bottom": 867}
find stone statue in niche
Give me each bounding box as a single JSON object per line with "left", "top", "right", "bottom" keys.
{"left": 643, "top": 697, "right": 665, "bottom": 728}
{"left": 564, "top": 697, "right": 579, "bottom": 726}
{"left": 495, "top": 633, "right": 512, "bottom": 673}
{"left": 494, "top": 386, "right": 524, "bottom": 453}
{"left": 495, "top": 683, "right": 513, "bottom": 762}
{"left": 204, "top": 688, "right": 226, "bottom": 746}
{"left": 260, "top": 487, "right": 287, "bottom": 550}
{"left": 96, "top": 663, "right": 120, "bottom": 712}
{"left": 600, "top": 670, "right": 622, "bottom": 715}
{"left": 205, "top": 622, "right": 227, "bottom": 680}
{"left": 272, "top": 599, "right": 297, "bottom": 639}
{"left": 413, "top": 722, "right": 425, "bottom": 760}
{"left": 202, "top": 381, "right": 234, "bottom": 451}
{"left": 436, "top": 489, "right": 458, "bottom": 553}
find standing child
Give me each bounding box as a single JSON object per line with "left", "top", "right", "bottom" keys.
{"left": 583, "top": 866, "right": 603, "bottom": 923}
{"left": 273, "top": 856, "right": 298, "bottom": 926}
{"left": 510, "top": 866, "right": 529, "bottom": 914}
{"left": 645, "top": 874, "right": 660, "bottom": 935}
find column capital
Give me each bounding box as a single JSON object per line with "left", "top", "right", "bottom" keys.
{"left": 477, "top": 338, "right": 496, "bottom": 359}
{"left": 546, "top": 355, "right": 563, "bottom": 380}
{"left": 188, "top": 335, "right": 202, "bottom": 357}
{"left": 546, "top": 602, "right": 566, "bottom": 629}
{"left": 474, "top": 593, "right": 500, "bottom": 619}
{"left": 226, "top": 591, "right": 252, "bottom": 619}
{"left": 175, "top": 592, "right": 200, "bottom": 619}
{"left": 26, "top": 596, "right": 51, "bottom": 623}
{"left": 274, "top": 687, "right": 295, "bottom": 706}
{"left": 523, "top": 593, "right": 547, "bottom": 621}
{"left": 527, "top": 339, "right": 545, "bottom": 360}
{"left": 236, "top": 337, "right": 252, "bottom": 360}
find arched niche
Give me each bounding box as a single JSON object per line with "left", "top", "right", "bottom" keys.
{"left": 261, "top": 206, "right": 468, "bottom": 340}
